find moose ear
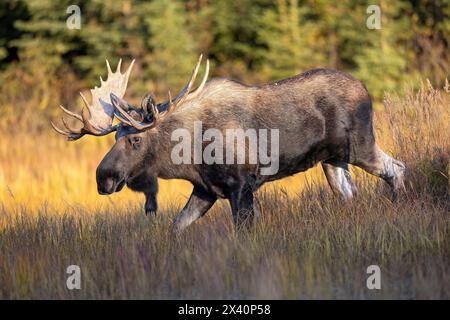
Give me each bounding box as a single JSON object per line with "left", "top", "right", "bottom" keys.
{"left": 129, "top": 136, "right": 142, "bottom": 149}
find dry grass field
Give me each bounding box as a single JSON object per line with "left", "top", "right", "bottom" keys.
{"left": 0, "top": 81, "right": 448, "bottom": 299}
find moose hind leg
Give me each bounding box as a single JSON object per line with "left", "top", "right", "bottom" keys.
{"left": 322, "top": 161, "right": 357, "bottom": 200}
{"left": 172, "top": 186, "right": 217, "bottom": 232}
{"left": 353, "top": 145, "right": 406, "bottom": 196}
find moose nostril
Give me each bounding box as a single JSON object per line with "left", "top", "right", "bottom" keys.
{"left": 97, "top": 178, "right": 115, "bottom": 195}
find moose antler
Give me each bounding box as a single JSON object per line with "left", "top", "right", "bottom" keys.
{"left": 183, "top": 58, "right": 209, "bottom": 102}
{"left": 51, "top": 59, "right": 135, "bottom": 141}
{"left": 113, "top": 55, "right": 207, "bottom": 131}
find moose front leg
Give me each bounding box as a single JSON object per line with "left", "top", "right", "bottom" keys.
{"left": 229, "top": 183, "right": 256, "bottom": 230}
{"left": 144, "top": 187, "right": 158, "bottom": 216}
{"left": 172, "top": 186, "right": 217, "bottom": 232}
{"left": 127, "top": 174, "right": 158, "bottom": 216}
{"left": 142, "top": 175, "right": 158, "bottom": 215}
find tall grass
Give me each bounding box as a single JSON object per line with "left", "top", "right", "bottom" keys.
{"left": 0, "top": 81, "right": 448, "bottom": 299}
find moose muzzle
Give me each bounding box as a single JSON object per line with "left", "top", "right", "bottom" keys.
{"left": 96, "top": 147, "right": 127, "bottom": 195}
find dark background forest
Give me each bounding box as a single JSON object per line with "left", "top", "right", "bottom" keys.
{"left": 0, "top": 0, "right": 449, "bottom": 129}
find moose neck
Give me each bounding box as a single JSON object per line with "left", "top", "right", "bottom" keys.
{"left": 144, "top": 117, "right": 202, "bottom": 184}
{"left": 139, "top": 79, "right": 257, "bottom": 186}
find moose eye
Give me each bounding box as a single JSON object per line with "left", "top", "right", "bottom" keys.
{"left": 129, "top": 136, "right": 142, "bottom": 149}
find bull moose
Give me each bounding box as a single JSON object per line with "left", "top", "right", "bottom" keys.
{"left": 52, "top": 55, "right": 405, "bottom": 231}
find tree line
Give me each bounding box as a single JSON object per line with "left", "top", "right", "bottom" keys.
{"left": 0, "top": 0, "right": 448, "bottom": 123}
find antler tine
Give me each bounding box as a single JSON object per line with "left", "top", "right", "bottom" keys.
{"left": 185, "top": 59, "right": 210, "bottom": 102}
{"left": 173, "top": 54, "right": 203, "bottom": 107}
{"left": 106, "top": 59, "right": 113, "bottom": 75}
{"left": 124, "top": 59, "right": 135, "bottom": 79}
{"left": 59, "top": 105, "right": 83, "bottom": 122}
{"left": 114, "top": 111, "right": 133, "bottom": 127}
{"left": 167, "top": 90, "right": 174, "bottom": 114}
{"left": 50, "top": 121, "right": 85, "bottom": 141}
{"left": 160, "top": 54, "right": 203, "bottom": 109}
{"left": 61, "top": 117, "right": 81, "bottom": 133}
{"left": 51, "top": 120, "right": 70, "bottom": 135}
{"left": 79, "top": 92, "right": 95, "bottom": 117}
{"left": 151, "top": 103, "right": 160, "bottom": 125}
{"left": 196, "top": 58, "right": 209, "bottom": 92}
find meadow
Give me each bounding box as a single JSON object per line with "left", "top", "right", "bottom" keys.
{"left": 0, "top": 80, "right": 448, "bottom": 299}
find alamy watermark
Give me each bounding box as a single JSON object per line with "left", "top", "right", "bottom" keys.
{"left": 66, "top": 5, "right": 81, "bottom": 30}
{"left": 66, "top": 265, "right": 81, "bottom": 290}
{"left": 366, "top": 5, "right": 381, "bottom": 30}
{"left": 171, "top": 121, "right": 280, "bottom": 176}
{"left": 366, "top": 265, "right": 381, "bottom": 290}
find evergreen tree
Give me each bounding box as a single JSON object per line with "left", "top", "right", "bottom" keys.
{"left": 0, "top": 0, "right": 29, "bottom": 68}
{"left": 208, "top": 0, "right": 270, "bottom": 82}
{"left": 354, "top": 0, "right": 414, "bottom": 98}
{"left": 0, "top": 0, "right": 448, "bottom": 116}
{"left": 258, "top": 0, "right": 327, "bottom": 81}
{"left": 140, "top": 0, "right": 197, "bottom": 96}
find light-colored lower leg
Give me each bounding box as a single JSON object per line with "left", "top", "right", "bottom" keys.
{"left": 322, "top": 161, "right": 358, "bottom": 200}
{"left": 353, "top": 145, "right": 406, "bottom": 195}
{"left": 172, "top": 187, "right": 216, "bottom": 232}
{"left": 378, "top": 147, "right": 406, "bottom": 192}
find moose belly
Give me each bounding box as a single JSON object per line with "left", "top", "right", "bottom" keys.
{"left": 259, "top": 140, "right": 330, "bottom": 184}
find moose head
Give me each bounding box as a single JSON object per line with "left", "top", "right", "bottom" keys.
{"left": 51, "top": 55, "right": 209, "bottom": 195}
